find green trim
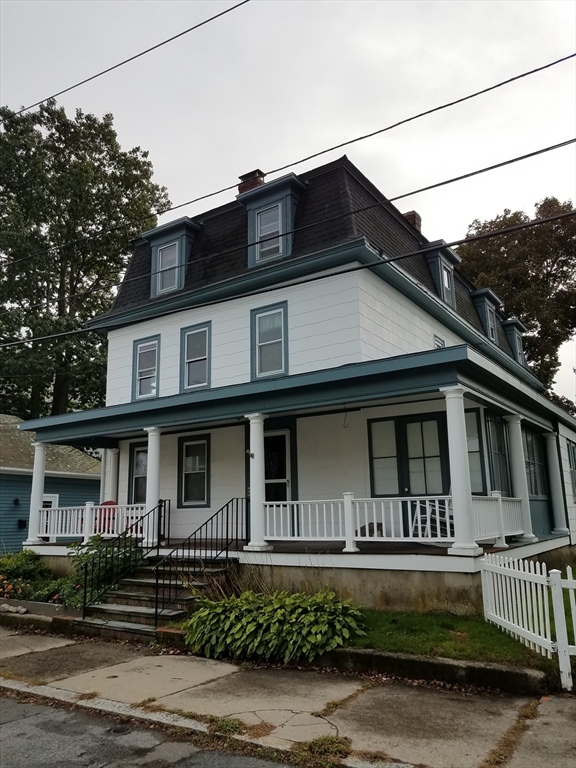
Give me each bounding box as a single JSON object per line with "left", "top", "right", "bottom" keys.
{"left": 177, "top": 434, "right": 210, "bottom": 508}
{"left": 250, "top": 301, "right": 289, "bottom": 380}
{"left": 180, "top": 322, "right": 211, "bottom": 393}
{"left": 132, "top": 334, "right": 161, "bottom": 402}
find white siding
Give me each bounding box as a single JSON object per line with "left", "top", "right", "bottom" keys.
{"left": 116, "top": 425, "right": 245, "bottom": 538}
{"left": 106, "top": 271, "right": 361, "bottom": 406}
{"left": 558, "top": 423, "right": 576, "bottom": 540}
{"left": 357, "top": 270, "right": 464, "bottom": 361}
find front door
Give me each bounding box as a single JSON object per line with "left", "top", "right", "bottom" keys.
{"left": 264, "top": 432, "right": 290, "bottom": 502}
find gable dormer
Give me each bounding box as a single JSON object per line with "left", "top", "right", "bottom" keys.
{"left": 425, "top": 240, "right": 461, "bottom": 308}
{"left": 471, "top": 288, "right": 502, "bottom": 345}
{"left": 502, "top": 317, "right": 527, "bottom": 365}
{"left": 142, "top": 217, "right": 201, "bottom": 299}
{"left": 237, "top": 170, "right": 306, "bottom": 267}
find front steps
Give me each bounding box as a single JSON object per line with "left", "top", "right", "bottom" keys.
{"left": 75, "top": 556, "right": 236, "bottom": 641}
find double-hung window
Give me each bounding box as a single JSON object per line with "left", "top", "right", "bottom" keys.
{"left": 251, "top": 303, "right": 287, "bottom": 378}
{"left": 256, "top": 204, "right": 282, "bottom": 261}
{"left": 485, "top": 413, "right": 511, "bottom": 496}
{"left": 178, "top": 436, "right": 210, "bottom": 506}
{"left": 157, "top": 242, "right": 179, "bottom": 294}
{"left": 568, "top": 440, "right": 576, "bottom": 500}
{"left": 522, "top": 428, "right": 547, "bottom": 497}
{"left": 181, "top": 323, "right": 210, "bottom": 390}
{"left": 487, "top": 306, "right": 497, "bottom": 343}
{"left": 133, "top": 337, "right": 159, "bottom": 399}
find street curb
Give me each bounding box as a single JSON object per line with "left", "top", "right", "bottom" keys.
{"left": 0, "top": 610, "right": 551, "bottom": 695}
{"left": 0, "top": 676, "right": 409, "bottom": 768}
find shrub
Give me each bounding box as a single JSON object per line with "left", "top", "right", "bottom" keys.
{"left": 68, "top": 533, "right": 143, "bottom": 586}
{"left": 0, "top": 550, "right": 50, "bottom": 582}
{"left": 30, "top": 577, "right": 83, "bottom": 607}
{"left": 183, "top": 589, "right": 366, "bottom": 663}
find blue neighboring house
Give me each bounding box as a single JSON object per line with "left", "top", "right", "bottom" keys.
{"left": 0, "top": 414, "right": 101, "bottom": 552}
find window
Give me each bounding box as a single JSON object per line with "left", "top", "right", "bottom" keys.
{"left": 514, "top": 332, "right": 524, "bottom": 364}
{"left": 487, "top": 306, "right": 497, "bottom": 343}
{"left": 251, "top": 303, "right": 288, "bottom": 379}
{"left": 441, "top": 265, "right": 453, "bottom": 303}
{"left": 256, "top": 204, "right": 282, "bottom": 261}
{"left": 522, "top": 428, "right": 548, "bottom": 498}
{"left": 465, "top": 410, "right": 485, "bottom": 494}
{"left": 181, "top": 324, "right": 210, "bottom": 390}
{"left": 131, "top": 446, "right": 147, "bottom": 504}
{"left": 568, "top": 440, "right": 576, "bottom": 499}
{"left": 370, "top": 420, "right": 399, "bottom": 495}
{"left": 178, "top": 436, "right": 210, "bottom": 506}
{"left": 157, "top": 242, "right": 179, "bottom": 294}
{"left": 133, "top": 337, "right": 160, "bottom": 400}
{"left": 485, "top": 413, "right": 511, "bottom": 496}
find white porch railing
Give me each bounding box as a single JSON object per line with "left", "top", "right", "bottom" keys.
{"left": 38, "top": 503, "right": 147, "bottom": 542}
{"left": 264, "top": 492, "right": 525, "bottom": 548}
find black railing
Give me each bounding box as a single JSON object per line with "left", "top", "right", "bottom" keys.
{"left": 154, "top": 497, "right": 248, "bottom": 625}
{"left": 81, "top": 499, "right": 170, "bottom": 618}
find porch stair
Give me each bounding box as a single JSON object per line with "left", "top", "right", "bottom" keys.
{"left": 75, "top": 555, "right": 236, "bottom": 640}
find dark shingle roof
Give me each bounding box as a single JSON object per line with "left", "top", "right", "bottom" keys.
{"left": 107, "top": 156, "right": 518, "bottom": 363}
{"left": 0, "top": 414, "right": 101, "bottom": 474}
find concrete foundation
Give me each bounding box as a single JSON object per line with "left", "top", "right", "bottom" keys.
{"left": 242, "top": 564, "right": 484, "bottom": 614}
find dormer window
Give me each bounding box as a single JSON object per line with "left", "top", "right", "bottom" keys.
{"left": 256, "top": 204, "right": 282, "bottom": 261}
{"left": 237, "top": 171, "right": 305, "bottom": 268}
{"left": 142, "top": 217, "right": 200, "bottom": 299}
{"left": 425, "top": 241, "right": 460, "bottom": 308}
{"left": 487, "top": 306, "right": 497, "bottom": 342}
{"left": 157, "top": 242, "right": 179, "bottom": 293}
{"left": 472, "top": 289, "right": 502, "bottom": 347}
{"left": 502, "top": 318, "right": 527, "bottom": 365}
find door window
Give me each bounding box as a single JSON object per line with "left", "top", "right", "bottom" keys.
{"left": 264, "top": 433, "right": 289, "bottom": 502}
{"left": 132, "top": 448, "right": 147, "bottom": 504}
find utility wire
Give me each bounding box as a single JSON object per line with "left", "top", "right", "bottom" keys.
{"left": 3, "top": 52, "right": 574, "bottom": 269}
{"left": 0, "top": 1, "right": 252, "bottom": 123}
{"left": 1, "top": 209, "right": 574, "bottom": 350}
{"left": 1, "top": 137, "right": 573, "bottom": 320}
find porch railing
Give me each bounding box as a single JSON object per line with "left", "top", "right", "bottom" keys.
{"left": 264, "top": 492, "right": 525, "bottom": 548}
{"left": 153, "top": 497, "right": 248, "bottom": 625}
{"left": 38, "top": 502, "right": 148, "bottom": 541}
{"left": 81, "top": 499, "right": 170, "bottom": 618}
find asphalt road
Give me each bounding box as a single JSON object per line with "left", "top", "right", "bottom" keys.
{"left": 0, "top": 696, "right": 282, "bottom": 768}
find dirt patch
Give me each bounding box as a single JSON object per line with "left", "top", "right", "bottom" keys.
{"left": 0, "top": 641, "right": 145, "bottom": 683}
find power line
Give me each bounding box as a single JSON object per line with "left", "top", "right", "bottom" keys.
{"left": 3, "top": 51, "right": 574, "bottom": 270}
{"left": 1, "top": 137, "right": 573, "bottom": 320}
{"left": 0, "top": 1, "right": 252, "bottom": 123}
{"left": 1, "top": 209, "right": 573, "bottom": 350}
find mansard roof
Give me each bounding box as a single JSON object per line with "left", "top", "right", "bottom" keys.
{"left": 98, "top": 156, "right": 514, "bottom": 359}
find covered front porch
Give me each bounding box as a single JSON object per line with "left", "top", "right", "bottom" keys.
{"left": 20, "top": 347, "right": 570, "bottom": 560}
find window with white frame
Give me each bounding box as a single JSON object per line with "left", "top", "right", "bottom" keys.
{"left": 568, "top": 440, "right": 576, "bottom": 499}
{"left": 134, "top": 338, "right": 159, "bottom": 399}
{"left": 441, "top": 265, "right": 453, "bottom": 303}
{"left": 179, "top": 437, "right": 209, "bottom": 505}
{"left": 253, "top": 304, "right": 286, "bottom": 378}
{"left": 487, "top": 306, "right": 497, "bottom": 343}
{"left": 256, "top": 204, "right": 282, "bottom": 261}
{"left": 157, "top": 242, "right": 179, "bottom": 294}
{"left": 182, "top": 325, "right": 209, "bottom": 389}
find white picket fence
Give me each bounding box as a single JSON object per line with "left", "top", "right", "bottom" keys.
{"left": 481, "top": 553, "right": 576, "bottom": 690}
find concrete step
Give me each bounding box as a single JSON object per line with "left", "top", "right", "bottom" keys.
{"left": 73, "top": 617, "right": 157, "bottom": 639}
{"left": 117, "top": 577, "right": 206, "bottom": 595}
{"left": 106, "top": 590, "right": 197, "bottom": 611}
{"left": 134, "top": 564, "right": 229, "bottom": 579}
{"left": 86, "top": 602, "right": 186, "bottom": 626}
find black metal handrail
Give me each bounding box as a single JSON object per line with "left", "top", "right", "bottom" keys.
{"left": 153, "top": 497, "right": 247, "bottom": 625}
{"left": 81, "top": 499, "right": 170, "bottom": 618}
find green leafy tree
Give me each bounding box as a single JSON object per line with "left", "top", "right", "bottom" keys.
{"left": 0, "top": 100, "right": 170, "bottom": 417}
{"left": 458, "top": 198, "right": 576, "bottom": 397}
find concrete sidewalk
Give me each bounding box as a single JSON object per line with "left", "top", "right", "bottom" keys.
{"left": 1, "top": 627, "right": 574, "bottom": 768}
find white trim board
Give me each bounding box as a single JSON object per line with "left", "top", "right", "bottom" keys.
{"left": 0, "top": 467, "right": 100, "bottom": 480}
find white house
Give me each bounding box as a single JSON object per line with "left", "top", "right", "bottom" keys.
{"left": 20, "top": 158, "right": 576, "bottom": 613}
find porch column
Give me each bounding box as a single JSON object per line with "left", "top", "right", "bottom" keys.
{"left": 144, "top": 427, "right": 161, "bottom": 546}
{"left": 442, "top": 387, "right": 482, "bottom": 556}
{"left": 108, "top": 448, "right": 120, "bottom": 502}
{"left": 244, "top": 413, "right": 272, "bottom": 552}
{"left": 543, "top": 432, "right": 569, "bottom": 535}
{"left": 99, "top": 449, "right": 108, "bottom": 502}
{"left": 24, "top": 442, "right": 46, "bottom": 545}
{"left": 504, "top": 415, "right": 537, "bottom": 542}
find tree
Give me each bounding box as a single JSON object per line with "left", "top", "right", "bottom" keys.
{"left": 457, "top": 198, "right": 576, "bottom": 394}
{"left": 0, "top": 101, "right": 170, "bottom": 418}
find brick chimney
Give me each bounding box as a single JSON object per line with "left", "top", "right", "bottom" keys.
{"left": 238, "top": 169, "right": 266, "bottom": 195}
{"left": 403, "top": 210, "right": 422, "bottom": 232}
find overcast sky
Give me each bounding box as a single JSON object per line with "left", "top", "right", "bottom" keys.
{"left": 1, "top": 0, "right": 575, "bottom": 398}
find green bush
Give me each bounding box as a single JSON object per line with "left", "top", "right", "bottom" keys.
{"left": 68, "top": 533, "right": 142, "bottom": 586}
{"left": 30, "top": 577, "right": 83, "bottom": 608}
{"left": 183, "top": 589, "right": 366, "bottom": 663}
{"left": 0, "top": 550, "right": 51, "bottom": 582}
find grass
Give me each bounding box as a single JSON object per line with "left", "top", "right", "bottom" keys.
{"left": 350, "top": 609, "right": 557, "bottom": 671}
